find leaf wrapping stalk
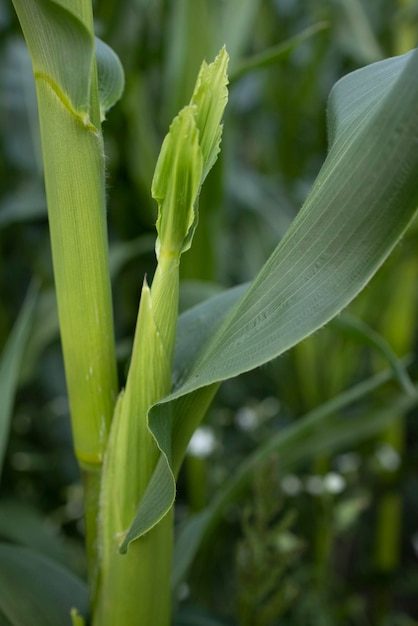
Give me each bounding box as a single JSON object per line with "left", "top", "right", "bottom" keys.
{"left": 97, "top": 47, "right": 229, "bottom": 625}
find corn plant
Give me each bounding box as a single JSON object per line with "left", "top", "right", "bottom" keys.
{"left": 2, "top": 0, "right": 418, "bottom": 624}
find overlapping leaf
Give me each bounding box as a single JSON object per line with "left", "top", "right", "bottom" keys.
{"left": 123, "top": 48, "right": 418, "bottom": 550}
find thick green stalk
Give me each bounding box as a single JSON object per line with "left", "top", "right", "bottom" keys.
{"left": 12, "top": 0, "right": 119, "bottom": 595}
{"left": 37, "top": 74, "right": 118, "bottom": 590}
{"left": 36, "top": 81, "right": 117, "bottom": 466}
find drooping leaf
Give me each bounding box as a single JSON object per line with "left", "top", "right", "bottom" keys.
{"left": 0, "top": 285, "right": 37, "bottom": 482}
{"left": 0, "top": 543, "right": 88, "bottom": 626}
{"left": 126, "top": 49, "right": 418, "bottom": 546}
{"left": 175, "top": 54, "right": 418, "bottom": 394}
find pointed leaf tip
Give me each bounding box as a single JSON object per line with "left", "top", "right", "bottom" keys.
{"left": 153, "top": 105, "right": 203, "bottom": 259}
{"left": 190, "top": 46, "right": 229, "bottom": 181}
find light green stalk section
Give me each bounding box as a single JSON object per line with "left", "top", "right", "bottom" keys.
{"left": 36, "top": 80, "right": 117, "bottom": 465}
{"left": 97, "top": 48, "right": 228, "bottom": 625}
{"left": 96, "top": 283, "right": 173, "bottom": 624}
{"left": 12, "top": 0, "right": 121, "bottom": 600}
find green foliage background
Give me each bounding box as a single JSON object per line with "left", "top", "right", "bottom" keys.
{"left": 1, "top": 0, "right": 418, "bottom": 624}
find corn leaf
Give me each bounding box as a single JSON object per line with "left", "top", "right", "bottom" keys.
{"left": 126, "top": 49, "right": 418, "bottom": 546}
{"left": 0, "top": 543, "right": 88, "bottom": 626}
{"left": 0, "top": 285, "right": 37, "bottom": 482}
{"left": 11, "top": 0, "right": 94, "bottom": 119}
{"left": 12, "top": 1, "right": 124, "bottom": 124}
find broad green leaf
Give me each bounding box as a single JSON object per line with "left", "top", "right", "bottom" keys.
{"left": 176, "top": 53, "right": 418, "bottom": 393}
{"left": 127, "top": 49, "right": 418, "bottom": 546}
{"left": 172, "top": 377, "right": 418, "bottom": 588}
{"left": 173, "top": 284, "right": 248, "bottom": 391}
{"left": 0, "top": 543, "right": 88, "bottom": 626}
{"left": 179, "top": 280, "right": 225, "bottom": 313}
{"left": 0, "top": 285, "right": 37, "bottom": 482}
